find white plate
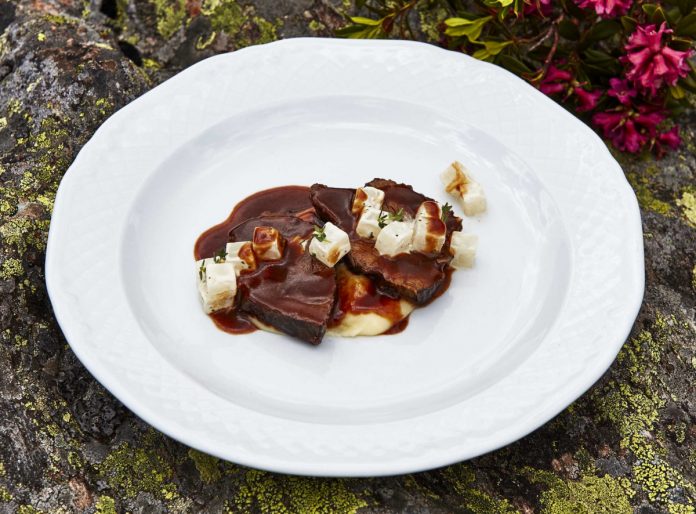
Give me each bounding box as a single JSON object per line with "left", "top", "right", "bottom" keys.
{"left": 46, "top": 39, "right": 643, "bottom": 476}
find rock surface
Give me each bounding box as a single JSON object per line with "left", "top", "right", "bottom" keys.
{"left": 0, "top": 0, "right": 694, "bottom": 512}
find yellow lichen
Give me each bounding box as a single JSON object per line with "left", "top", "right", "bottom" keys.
{"left": 37, "top": 33, "right": 46, "bottom": 42}
{"left": 676, "top": 190, "right": 696, "bottom": 227}
{"left": 150, "top": 0, "right": 186, "bottom": 39}
{"left": 0, "top": 258, "right": 23, "bottom": 279}
{"left": 188, "top": 449, "right": 221, "bottom": 484}
{"left": 94, "top": 496, "right": 117, "bottom": 514}
{"left": 540, "top": 474, "right": 632, "bottom": 514}
{"left": 0, "top": 486, "right": 11, "bottom": 502}
{"left": 17, "top": 507, "right": 43, "bottom": 514}
{"left": 594, "top": 314, "right": 696, "bottom": 509}
{"left": 627, "top": 172, "right": 672, "bottom": 216}
{"left": 200, "top": 0, "right": 279, "bottom": 47}
{"left": 99, "top": 442, "right": 178, "bottom": 501}
{"left": 439, "top": 464, "right": 518, "bottom": 513}
{"left": 230, "top": 470, "right": 367, "bottom": 514}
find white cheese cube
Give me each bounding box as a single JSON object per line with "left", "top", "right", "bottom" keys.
{"left": 252, "top": 226, "right": 285, "bottom": 261}
{"left": 196, "top": 259, "right": 237, "bottom": 313}
{"left": 355, "top": 206, "right": 382, "bottom": 239}
{"left": 352, "top": 186, "right": 385, "bottom": 215}
{"left": 449, "top": 231, "right": 478, "bottom": 268}
{"left": 309, "top": 222, "right": 351, "bottom": 267}
{"left": 374, "top": 220, "right": 414, "bottom": 257}
{"left": 225, "top": 241, "right": 257, "bottom": 275}
{"left": 459, "top": 182, "right": 486, "bottom": 217}
{"left": 440, "top": 161, "right": 487, "bottom": 216}
{"left": 412, "top": 201, "right": 447, "bottom": 254}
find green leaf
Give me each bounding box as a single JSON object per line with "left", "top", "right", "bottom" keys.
{"left": 558, "top": 19, "right": 581, "bottom": 40}
{"left": 444, "top": 16, "right": 493, "bottom": 42}
{"left": 669, "top": 84, "right": 686, "bottom": 99}
{"left": 670, "top": 36, "right": 693, "bottom": 50}
{"left": 642, "top": 3, "right": 667, "bottom": 23}
{"left": 349, "top": 16, "right": 381, "bottom": 26}
{"left": 675, "top": 11, "right": 696, "bottom": 36}
{"left": 497, "top": 54, "right": 532, "bottom": 74}
{"left": 680, "top": 71, "right": 696, "bottom": 93}
{"left": 496, "top": 0, "right": 515, "bottom": 5}
{"left": 587, "top": 20, "right": 622, "bottom": 41}
{"left": 673, "top": 0, "right": 696, "bottom": 15}
{"left": 335, "top": 18, "right": 385, "bottom": 39}
{"left": 473, "top": 40, "right": 512, "bottom": 61}
{"left": 620, "top": 16, "right": 638, "bottom": 32}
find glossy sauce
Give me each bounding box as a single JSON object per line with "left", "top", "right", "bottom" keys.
{"left": 329, "top": 265, "right": 408, "bottom": 333}
{"left": 194, "top": 185, "right": 417, "bottom": 338}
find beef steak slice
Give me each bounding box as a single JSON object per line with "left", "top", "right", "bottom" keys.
{"left": 229, "top": 215, "right": 337, "bottom": 344}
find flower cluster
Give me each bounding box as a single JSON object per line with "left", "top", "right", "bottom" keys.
{"left": 338, "top": 0, "right": 696, "bottom": 156}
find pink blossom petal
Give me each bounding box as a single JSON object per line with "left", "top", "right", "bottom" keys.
{"left": 657, "top": 126, "right": 681, "bottom": 149}
{"left": 574, "top": 88, "right": 602, "bottom": 112}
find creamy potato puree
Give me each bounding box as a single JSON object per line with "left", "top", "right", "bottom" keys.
{"left": 327, "top": 301, "right": 414, "bottom": 337}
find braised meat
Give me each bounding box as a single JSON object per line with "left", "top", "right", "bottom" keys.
{"left": 229, "top": 215, "right": 337, "bottom": 344}
{"left": 310, "top": 180, "right": 462, "bottom": 304}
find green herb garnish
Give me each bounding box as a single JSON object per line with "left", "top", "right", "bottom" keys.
{"left": 198, "top": 260, "right": 206, "bottom": 280}
{"left": 213, "top": 248, "right": 227, "bottom": 263}
{"left": 378, "top": 208, "right": 405, "bottom": 228}
{"left": 441, "top": 202, "right": 453, "bottom": 222}
{"left": 313, "top": 225, "right": 329, "bottom": 242}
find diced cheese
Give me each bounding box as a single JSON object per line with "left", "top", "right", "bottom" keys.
{"left": 252, "top": 226, "right": 285, "bottom": 261}
{"left": 374, "top": 220, "right": 414, "bottom": 257}
{"left": 440, "top": 161, "right": 487, "bottom": 216}
{"left": 225, "top": 241, "right": 257, "bottom": 275}
{"left": 196, "top": 258, "right": 237, "bottom": 313}
{"left": 412, "top": 201, "right": 447, "bottom": 254}
{"left": 309, "top": 222, "right": 351, "bottom": 267}
{"left": 355, "top": 206, "right": 382, "bottom": 239}
{"left": 352, "top": 186, "right": 385, "bottom": 215}
{"left": 449, "top": 231, "right": 478, "bottom": 269}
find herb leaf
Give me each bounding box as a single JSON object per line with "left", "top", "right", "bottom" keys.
{"left": 378, "top": 208, "right": 405, "bottom": 228}
{"left": 314, "top": 225, "right": 329, "bottom": 242}
{"left": 198, "top": 260, "right": 206, "bottom": 280}
{"left": 213, "top": 248, "right": 227, "bottom": 263}
{"left": 441, "top": 203, "right": 453, "bottom": 222}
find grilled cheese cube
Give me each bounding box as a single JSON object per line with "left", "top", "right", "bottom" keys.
{"left": 225, "top": 241, "right": 257, "bottom": 275}
{"left": 356, "top": 206, "right": 382, "bottom": 239}
{"left": 449, "top": 231, "right": 478, "bottom": 268}
{"left": 440, "top": 161, "right": 487, "bottom": 216}
{"left": 196, "top": 259, "right": 237, "bottom": 313}
{"left": 309, "top": 222, "right": 351, "bottom": 267}
{"left": 351, "top": 186, "right": 385, "bottom": 215}
{"left": 375, "top": 220, "right": 414, "bottom": 257}
{"left": 252, "top": 226, "right": 285, "bottom": 261}
{"left": 412, "top": 201, "right": 447, "bottom": 254}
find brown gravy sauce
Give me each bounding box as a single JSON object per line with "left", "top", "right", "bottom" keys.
{"left": 194, "top": 185, "right": 450, "bottom": 339}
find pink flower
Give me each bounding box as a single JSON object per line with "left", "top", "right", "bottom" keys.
{"left": 523, "top": 0, "right": 552, "bottom": 16}
{"left": 575, "top": 0, "right": 632, "bottom": 17}
{"left": 624, "top": 23, "right": 692, "bottom": 95}
{"left": 539, "top": 64, "right": 603, "bottom": 113}
{"left": 592, "top": 103, "right": 671, "bottom": 153}
{"left": 650, "top": 125, "right": 681, "bottom": 157}
{"left": 606, "top": 78, "right": 637, "bottom": 106}
{"left": 574, "top": 88, "right": 602, "bottom": 112}
{"left": 656, "top": 125, "right": 680, "bottom": 149}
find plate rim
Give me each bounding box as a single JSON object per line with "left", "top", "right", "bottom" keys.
{"left": 46, "top": 37, "right": 644, "bottom": 476}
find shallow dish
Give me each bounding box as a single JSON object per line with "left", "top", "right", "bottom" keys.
{"left": 46, "top": 38, "right": 644, "bottom": 476}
